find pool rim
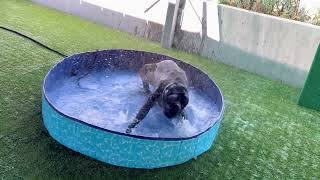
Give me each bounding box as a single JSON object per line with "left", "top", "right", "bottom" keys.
{"left": 42, "top": 49, "right": 225, "bottom": 141}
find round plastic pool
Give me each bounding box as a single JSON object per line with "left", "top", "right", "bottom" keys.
{"left": 42, "top": 49, "right": 224, "bottom": 169}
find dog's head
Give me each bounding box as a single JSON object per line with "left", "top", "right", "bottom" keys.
{"left": 162, "top": 83, "right": 189, "bottom": 118}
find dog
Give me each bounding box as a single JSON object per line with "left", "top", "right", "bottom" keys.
{"left": 126, "top": 60, "right": 189, "bottom": 134}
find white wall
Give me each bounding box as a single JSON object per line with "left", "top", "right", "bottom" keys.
{"left": 82, "top": 0, "right": 169, "bottom": 25}
{"left": 201, "top": 5, "right": 320, "bottom": 86}
{"left": 31, "top": 0, "right": 320, "bottom": 87}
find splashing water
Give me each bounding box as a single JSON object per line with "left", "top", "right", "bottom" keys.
{"left": 47, "top": 70, "right": 219, "bottom": 138}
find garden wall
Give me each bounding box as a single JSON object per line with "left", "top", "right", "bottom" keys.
{"left": 201, "top": 5, "right": 320, "bottom": 87}
{"left": 32, "top": 0, "right": 320, "bottom": 87}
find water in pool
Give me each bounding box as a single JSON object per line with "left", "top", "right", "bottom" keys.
{"left": 47, "top": 70, "right": 219, "bottom": 138}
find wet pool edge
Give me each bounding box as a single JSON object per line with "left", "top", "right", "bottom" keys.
{"left": 42, "top": 95, "right": 223, "bottom": 168}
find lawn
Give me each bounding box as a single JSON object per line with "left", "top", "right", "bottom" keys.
{"left": 0, "top": 0, "right": 319, "bottom": 179}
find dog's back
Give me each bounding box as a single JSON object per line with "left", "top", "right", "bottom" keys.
{"left": 140, "top": 60, "right": 187, "bottom": 87}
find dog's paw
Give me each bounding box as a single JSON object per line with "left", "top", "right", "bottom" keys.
{"left": 126, "top": 128, "right": 132, "bottom": 134}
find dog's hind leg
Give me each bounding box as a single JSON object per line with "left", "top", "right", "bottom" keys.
{"left": 143, "top": 81, "right": 151, "bottom": 93}
{"left": 181, "top": 110, "right": 188, "bottom": 121}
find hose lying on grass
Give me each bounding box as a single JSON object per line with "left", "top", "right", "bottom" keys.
{"left": 0, "top": 26, "right": 68, "bottom": 57}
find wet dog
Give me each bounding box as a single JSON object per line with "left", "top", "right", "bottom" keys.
{"left": 126, "top": 60, "right": 189, "bottom": 133}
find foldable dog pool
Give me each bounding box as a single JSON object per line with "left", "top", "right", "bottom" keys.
{"left": 42, "top": 49, "right": 224, "bottom": 169}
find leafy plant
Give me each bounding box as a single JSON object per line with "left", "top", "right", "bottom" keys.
{"left": 312, "top": 9, "right": 320, "bottom": 26}
{"left": 219, "top": 0, "right": 319, "bottom": 26}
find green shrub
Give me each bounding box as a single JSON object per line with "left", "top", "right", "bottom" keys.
{"left": 312, "top": 9, "right": 320, "bottom": 26}
{"left": 219, "top": 0, "right": 320, "bottom": 26}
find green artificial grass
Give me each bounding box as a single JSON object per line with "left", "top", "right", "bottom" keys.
{"left": 0, "top": 0, "right": 319, "bottom": 179}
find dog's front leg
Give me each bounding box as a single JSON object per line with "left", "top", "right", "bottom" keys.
{"left": 126, "top": 87, "right": 163, "bottom": 134}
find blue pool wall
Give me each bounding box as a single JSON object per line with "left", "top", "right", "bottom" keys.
{"left": 42, "top": 49, "right": 224, "bottom": 169}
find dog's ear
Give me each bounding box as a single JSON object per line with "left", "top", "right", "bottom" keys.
{"left": 180, "top": 93, "right": 189, "bottom": 107}
{"left": 175, "top": 85, "right": 189, "bottom": 107}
